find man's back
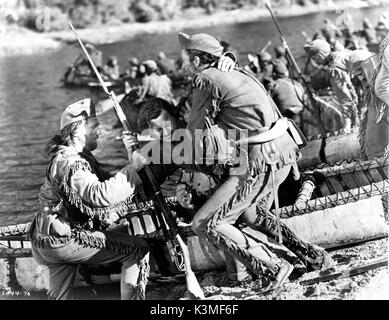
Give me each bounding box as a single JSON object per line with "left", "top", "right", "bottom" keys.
{"left": 189, "top": 67, "right": 278, "bottom": 135}
{"left": 188, "top": 66, "right": 301, "bottom": 181}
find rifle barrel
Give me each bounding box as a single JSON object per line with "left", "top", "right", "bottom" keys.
{"left": 265, "top": 1, "right": 284, "bottom": 37}
{"left": 68, "top": 22, "right": 131, "bottom": 132}
{"left": 264, "top": 1, "right": 327, "bottom": 162}
{"left": 68, "top": 22, "right": 109, "bottom": 96}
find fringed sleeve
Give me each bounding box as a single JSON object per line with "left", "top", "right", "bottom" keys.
{"left": 61, "top": 160, "right": 143, "bottom": 220}
{"left": 192, "top": 72, "right": 222, "bottom": 118}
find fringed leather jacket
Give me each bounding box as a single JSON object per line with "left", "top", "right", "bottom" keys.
{"left": 30, "top": 145, "right": 143, "bottom": 246}
{"left": 186, "top": 66, "right": 301, "bottom": 179}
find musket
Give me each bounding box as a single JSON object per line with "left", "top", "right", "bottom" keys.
{"left": 264, "top": 0, "right": 327, "bottom": 163}
{"left": 68, "top": 22, "right": 204, "bottom": 300}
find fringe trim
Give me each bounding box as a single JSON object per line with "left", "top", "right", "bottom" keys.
{"left": 206, "top": 227, "right": 279, "bottom": 277}
{"left": 135, "top": 257, "right": 150, "bottom": 300}
{"left": 203, "top": 174, "right": 278, "bottom": 276}
{"left": 60, "top": 160, "right": 136, "bottom": 220}
{"left": 251, "top": 196, "right": 328, "bottom": 270}
{"left": 192, "top": 73, "right": 222, "bottom": 118}
{"left": 31, "top": 231, "right": 150, "bottom": 300}
{"left": 378, "top": 33, "right": 389, "bottom": 62}
{"left": 254, "top": 192, "right": 272, "bottom": 222}
{"left": 30, "top": 234, "right": 71, "bottom": 248}
{"left": 211, "top": 175, "right": 258, "bottom": 228}
{"left": 72, "top": 230, "right": 148, "bottom": 257}
{"left": 249, "top": 146, "right": 301, "bottom": 176}
{"left": 31, "top": 230, "right": 148, "bottom": 260}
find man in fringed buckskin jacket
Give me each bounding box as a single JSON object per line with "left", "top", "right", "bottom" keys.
{"left": 29, "top": 98, "right": 150, "bottom": 300}
{"left": 177, "top": 32, "right": 333, "bottom": 292}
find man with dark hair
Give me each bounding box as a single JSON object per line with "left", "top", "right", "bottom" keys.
{"left": 138, "top": 97, "right": 179, "bottom": 130}
{"left": 177, "top": 32, "right": 333, "bottom": 292}
{"left": 137, "top": 97, "right": 282, "bottom": 286}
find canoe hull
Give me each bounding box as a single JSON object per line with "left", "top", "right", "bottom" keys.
{"left": 1, "top": 156, "right": 388, "bottom": 293}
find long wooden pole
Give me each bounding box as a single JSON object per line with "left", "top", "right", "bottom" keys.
{"left": 264, "top": 0, "right": 327, "bottom": 163}
{"left": 68, "top": 21, "right": 204, "bottom": 299}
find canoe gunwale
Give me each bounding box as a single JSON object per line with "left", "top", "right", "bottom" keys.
{"left": 301, "top": 155, "right": 389, "bottom": 175}
{"left": 277, "top": 179, "right": 389, "bottom": 218}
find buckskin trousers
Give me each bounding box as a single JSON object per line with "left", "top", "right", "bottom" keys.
{"left": 191, "top": 164, "right": 328, "bottom": 281}
{"left": 31, "top": 230, "right": 150, "bottom": 300}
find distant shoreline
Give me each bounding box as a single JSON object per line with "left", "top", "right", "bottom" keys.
{"left": 0, "top": 0, "right": 387, "bottom": 58}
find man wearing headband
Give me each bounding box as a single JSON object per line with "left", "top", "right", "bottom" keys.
{"left": 178, "top": 32, "right": 333, "bottom": 292}
{"left": 29, "top": 98, "right": 150, "bottom": 300}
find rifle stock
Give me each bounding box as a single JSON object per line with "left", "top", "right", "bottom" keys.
{"left": 145, "top": 169, "right": 203, "bottom": 299}
{"left": 68, "top": 21, "right": 204, "bottom": 299}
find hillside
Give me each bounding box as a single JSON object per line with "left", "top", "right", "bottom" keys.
{"left": 0, "top": 0, "right": 386, "bottom": 57}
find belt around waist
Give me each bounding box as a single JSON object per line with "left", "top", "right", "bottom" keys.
{"left": 237, "top": 118, "right": 289, "bottom": 145}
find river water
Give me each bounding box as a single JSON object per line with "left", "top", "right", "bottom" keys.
{"left": 0, "top": 6, "right": 386, "bottom": 225}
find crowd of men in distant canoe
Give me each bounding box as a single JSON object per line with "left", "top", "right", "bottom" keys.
{"left": 63, "top": 13, "right": 389, "bottom": 135}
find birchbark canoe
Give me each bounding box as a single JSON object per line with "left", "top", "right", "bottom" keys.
{"left": 1, "top": 156, "right": 387, "bottom": 293}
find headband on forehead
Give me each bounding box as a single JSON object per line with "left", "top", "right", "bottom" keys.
{"left": 60, "top": 98, "right": 96, "bottom": 130}
{"left": 178, "top": 32, "right": 223, "bottom": 57}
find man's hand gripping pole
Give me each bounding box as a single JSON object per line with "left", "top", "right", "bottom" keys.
{"left": 68, "top": 21, "right": 204, "bottom": 300}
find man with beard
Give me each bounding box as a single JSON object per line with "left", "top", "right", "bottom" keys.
{"left": 28, "top": 98, "right": 150, "bottom": 300}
